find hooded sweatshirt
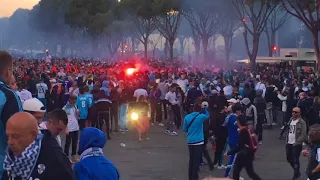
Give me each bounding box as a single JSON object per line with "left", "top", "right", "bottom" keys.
{"left": 73, "top": 128, "right": 119, "bottom": 180}
{"left": 100, "top": 80, "right": 110, "bottom": 96}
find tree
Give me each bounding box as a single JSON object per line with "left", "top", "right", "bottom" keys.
{"left": 282, "top": 0, "right": 320, "bottom": 69}
{"left": 65, "top": 0, "right": 112, "bottom": 52}
{"left": 153, "top": 0, "right": 182, "bottom": 61}
{"left": 183, "top": 0, "right": 221, "bottom": 63}
{"left": 218, "top": 2, "right": 241, "bottom": 64}
{"left": 149, "top": 34, "right": 162, "bottom": 57}
{"left": 177, "top": 17, "right": 192, "bottom": 56}
{"left": 232, "top": 0, "right": 279, "bottom": 69}
{"left": 119, "top": 0, "right": 158, "bottom": 60}
{"left": 104, "top": 20, "right": 127, "bottom": 58}
{"left": 264, "top": 5, "right": 289, "bottom": 56}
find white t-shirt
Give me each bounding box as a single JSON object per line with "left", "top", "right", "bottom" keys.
{"left": 63, "top": 105, "right": 79, "bottom": 132}
{"left": 165, "top": 91, "right": 179, "bottom": 105}
{"left": 288, "top": 120, "right": 298, "bottom": 144}
{"left": 36, "top": 83, "right": 48, "bottom": 99}
{"left": 39, "top": 122, "right": 62, "bottom": 146}
{"left": 18, "top": 89, "right": 32, "bottom": 103}
{"left": 69, "top": 87, "right": 79, "bottom": 97}
{"left": 176, "top": 79, "right": 189, "bottom": 93}
{"left": 133, "top": 88, "right": 148, "bottom": 101}
{"left": 255, "top": 82, "right": 266, "bottom": 97}
{"left": 223, "top": 85, "right": 233, "bottom": 96}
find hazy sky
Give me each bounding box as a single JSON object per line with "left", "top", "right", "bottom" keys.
{"left": 0, "top": 0, "right": 39, "bottom": 17}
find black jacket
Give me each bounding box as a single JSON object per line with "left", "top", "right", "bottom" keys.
{"left": 227, "top": 128, "right": 254, "bottom": 157}
{"left": 3, "top": 130, "right": 75, "bottom": 180}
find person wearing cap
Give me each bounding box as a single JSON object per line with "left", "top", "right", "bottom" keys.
{"left": 23, "top": 98, "right": 46, "bottom": 125}
{"left": 227, "top": 98, "right": 238, "bottom": 106}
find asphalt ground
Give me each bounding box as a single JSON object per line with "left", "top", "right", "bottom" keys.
{"left": 61, "top": 124, "right": 308, "bottom": 180}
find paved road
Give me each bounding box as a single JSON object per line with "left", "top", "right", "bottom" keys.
{"left": 96, "top": 125, "right": 308, "bottom": 180}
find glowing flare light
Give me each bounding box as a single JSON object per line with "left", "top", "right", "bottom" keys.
{"left": 126, "top": 68, "right": 135, "bottom": 76}
{"left": 131, "top": 112, "right": 139, "bottom": 121}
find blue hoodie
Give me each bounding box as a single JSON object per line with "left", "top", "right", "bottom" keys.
{"left": 224, "top": 114, "right": 239, "bottom": 144}
{"left": 100, "top": 80, "right": 110, "bottom": 96}
{"left": 183, "top": 108, "right": 210, "bottom": 144}
{"left": 74, "top": 128, "right": 119, "bottom": 180}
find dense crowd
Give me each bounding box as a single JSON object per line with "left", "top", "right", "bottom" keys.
{"left": 1, "top": 50, "right": 320, "bottom": 180}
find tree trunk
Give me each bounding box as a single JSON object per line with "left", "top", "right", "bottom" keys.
{"left": 153, "top": 47, "right": 156, "bottom": 57}
{"left": 251, "top": 33, "right": 260, "bottom": 71}
{"left": 202, "top": 36, "right": 209, "bottom": 63}
{"left": 223, "top": 34, "right": 232, "bottom": 65}
{"left": 178, "top": 36, "right": 185, "bottom": 56}
{"left": 169, "top": 40, "right": 174, "bottom": 61}
{"left": 143, "top": 42, "right": 148, "bottom": 60}
{"left": 267, "top": 30, "right": 276, "bottom": 57}
{"left": 311, "top": 31, "right": 320, "bottom": 71}
{"left": 194, "top": 37, "right": 201, "bottom": 61}
{"left": 132, "top": 36, "right": 135, "bottom": 53}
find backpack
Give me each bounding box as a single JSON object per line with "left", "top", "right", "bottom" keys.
{"left": 247, "top": 128, "right": 258, "bottom": 153}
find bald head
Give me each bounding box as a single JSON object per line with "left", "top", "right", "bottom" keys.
{"left": 7, "top": 112, "right": 38, "bottom": 132}
{"left": 6, "top": 112, "right": 39, "bottom": 156}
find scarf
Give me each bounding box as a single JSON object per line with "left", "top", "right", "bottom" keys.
{"left": 3, "top": 131, "right": 43, "bottom": 180}
{"left": 80, "top": 147, "right": 104, "bottom": 160}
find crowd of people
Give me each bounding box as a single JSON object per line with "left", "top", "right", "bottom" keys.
{"left": 1, "top": 49, "right": 320, "bottom": 180}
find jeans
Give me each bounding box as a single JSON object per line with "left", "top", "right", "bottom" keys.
{"left": 214, "top": 137, "right": 227, "bottom": 165}
{"left": 78, "top": 120, "right": 86, "bottom": 131}
{"left": 119, "top": 103, "right": 128, "bottom": 129}
{"left": 188, "top": 145, "right": 204, "bottom": 180}
{"left": 166, "top": 106, "right": 175, "bottom": 131}
{"left": 159, "top": 99, "right": 168, "bottom": 120}
{"left": 225, "top": 141, "right": 237, "bottom": 177}
{"left": 232, "top": 155, "right": 261, "bottom": 180}
{"left": 265, "top": 102, "right": 273, "bottom": 125}
{"left": 256, "top": 114, "right": 264, "bottom": 142}
{"left": 64, "top": 131, "right": 79, "bottom": 156}
{"left": 286, "top": 144, "right": 302, "bottom": 178}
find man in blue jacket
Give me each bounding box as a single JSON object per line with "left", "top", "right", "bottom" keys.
{"left": 73, "top": 127, "right": 119, "bottom": 180}
{"left": 224, "top": 103, "right": 242, "bottom": 178}
{"left": 183, "top": 102, "right": 210, "bottom": 180}
{"left": 0, "top": 51, "right": 23, "bottom": 179}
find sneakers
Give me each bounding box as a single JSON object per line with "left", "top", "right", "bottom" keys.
{"left": 165, "top": 130, "right": 178, "bottom": 136}
{"left": 272, "top": 122, "right": 277, "bottom": 126}
{"left": 165, "top": 130, "right": 171, "bottom": 135}
{"left": 170, "top": 131, "right": 178, "bottom": 136}
{"left": 158, "top": 123, "right": 165, "bottom": 127}
{"left": 217, "top": 165, "right": 227, "bottom": 169}
{"left": 119, "top": 128, "right": 128, "bottom": 132}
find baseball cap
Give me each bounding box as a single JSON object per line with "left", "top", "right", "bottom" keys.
{"left": 227, "top": 98, "right": 238, "bottom": 104}
{"left": 23, "top": 98, "right": 46, "bottom": 112}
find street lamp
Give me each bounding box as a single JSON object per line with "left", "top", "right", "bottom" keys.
{"left": 167, "top": 9, "right": 179, "bottom": 15}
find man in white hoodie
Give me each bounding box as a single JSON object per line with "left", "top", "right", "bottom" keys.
{"left": 255, "top": 78, "right": 266, "bottom": 97}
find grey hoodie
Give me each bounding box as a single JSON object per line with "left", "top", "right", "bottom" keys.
{"left": 158, "top": 82, "right": 168, "bottom": 100}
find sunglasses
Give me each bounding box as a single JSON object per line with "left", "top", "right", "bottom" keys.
{"left": 292, "top": 111, "right": 300, "bottom": 114}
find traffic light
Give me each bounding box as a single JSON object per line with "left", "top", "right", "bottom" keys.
{"left": 242, "top": 18, "right": 246, "bottom": 22}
